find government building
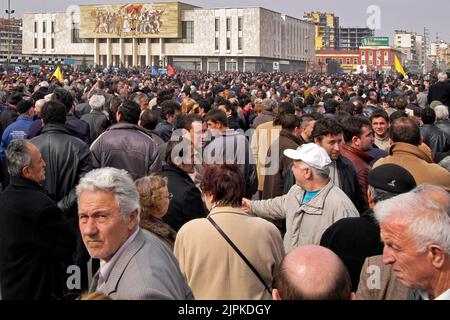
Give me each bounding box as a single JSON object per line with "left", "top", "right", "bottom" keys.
{"left": 22, "top": 2, "right": 315, "bottom": 72}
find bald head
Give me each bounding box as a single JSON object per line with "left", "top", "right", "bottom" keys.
{"left": 273, "top": 245, "right": 352, "bottom": 300}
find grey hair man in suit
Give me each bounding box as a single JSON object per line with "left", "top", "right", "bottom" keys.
{"left": 374, "top": 185, "right": 450, "bottom": 300}
{"left": 76, "top": 167, "right": 193, "bottom": 300}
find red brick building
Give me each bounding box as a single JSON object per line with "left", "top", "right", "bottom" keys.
{"left": 314, "top": 47, "right": 407, "bottom": 74}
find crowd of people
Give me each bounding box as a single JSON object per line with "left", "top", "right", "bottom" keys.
{"left": 0, "top": 67, "right": 449, "bottom": 300}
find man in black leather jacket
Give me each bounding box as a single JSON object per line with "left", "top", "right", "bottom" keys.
{"left": 420, "top": 107, "right": 450, "bottom": 156}
{"left": 31, "top": 99, "right": 93, "bottom": 293}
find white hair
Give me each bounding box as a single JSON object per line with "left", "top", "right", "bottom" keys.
{"left": 435, "top": 105, "right": 449, "bottom": 121}
{"left": 89, "top": 94, "right": 106, "bottom": 111}
{"left": 374, "top": 185, "right": 450, "bottom": 255}
{"left": 438, "top": 72, "right": 448, "bottom": 82}
{"left": 298, "top": 161, "right": 330, "bottom": 180}
{"left": 76, "top": 168, "right": 140, "bottom": 222}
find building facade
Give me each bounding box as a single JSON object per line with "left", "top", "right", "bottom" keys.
{"left": 337, "top": 27, "right": 374, "bottom": 50}
{"left": 315, "top": 49, "right": 360, "bottom": 73}
{"left": 0, "top": 18, "right": 22, "bottom": 64}
{"left": 359, "top": 45, "right": 407, "bottom": 73}
{"left": 22, "top": 2, "right": 315, "bottom": 72}
{"left": 394, "top": 30, "right": 422, "bottom": 74}
{"left": 303, "top": 12, "right": 339, "bottom": 50}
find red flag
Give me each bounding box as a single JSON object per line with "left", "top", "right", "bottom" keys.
{"left": 167, "top": 64, "right": 175, "bottom": 77}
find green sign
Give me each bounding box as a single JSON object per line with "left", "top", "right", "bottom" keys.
{"left": 362, "top": 37, "right": 390, "bottom": 46}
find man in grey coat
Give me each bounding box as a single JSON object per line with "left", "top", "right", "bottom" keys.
{"left": 77, "top": 167, "right": 193, "bottom": 300}
{"left": 243, "top": 144, "right": 359, "bottom": 252}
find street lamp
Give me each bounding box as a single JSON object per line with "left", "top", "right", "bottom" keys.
{"left": 6, "top": 0, "right": 15, "bottom": 68}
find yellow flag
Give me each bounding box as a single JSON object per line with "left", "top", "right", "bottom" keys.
{"left": 394, "top": 55, "right": 407, "bottom": 78}
{"left": 50, "top": 66, "right": 64, "bottom": 83}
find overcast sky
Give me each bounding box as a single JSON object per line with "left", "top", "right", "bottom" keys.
{"left": 4, "top": 0, "right": 449, "bottom": 42}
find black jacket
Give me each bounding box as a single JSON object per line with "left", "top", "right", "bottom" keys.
{"left": 31, "top": 123, "right": 92, "bottom": 216}
{"left": 160, "top": 165, "right": 206, "bottom": 231}
{"left": 0, "top": 107, "right": 18, "bottom": 136}
{"left": 0, "top": 176, "right": 76, "bottom": 300}
{"left": 154, "top": 120, "right": 173, "bottom": 142}
{"left": 66, "top": 114, "right": 91, "bottom": 145}
{"left": 420, "top": 124, "right": 450, "bottom": 155}
{"left": 436, "top": 119, "right": 450, "bottom": 137}
{"left": 336, "top": 156, "right": 367, "bottom": 214}
{"left": 428, "top": 81, "right": 450, "bottom": 107}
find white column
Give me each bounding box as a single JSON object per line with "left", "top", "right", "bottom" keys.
{"left": 93, "top": 38, "right": 99, "bottom": 66}
{"left": 132, "top": 38, "right": 138, "bottom": 67}
{"left": 146, "top": 38, "right": 151, "bottom": 66}
{"left": 106, "top": 38, "right": 112, "bottom": 67}
{"left": 119, "top": 38, "right": 124, "bottom": 67}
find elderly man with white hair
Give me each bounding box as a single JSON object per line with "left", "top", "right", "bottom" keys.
{"left": 435, "top": 105, "right": 450, "bottom": 137}
{"left": 77, "top": 167, "right": 193, "bottom": 300}
{"left": 428, "top": 72, "right": 450, "bottom": 107}
{"left": 243, "top": 143, "right": 359, "bottom": 251}
{"left": 375, "top": 185, "right": 450, "bottom": 300}
{"left": 80, "top": 94, "right": 108, "bottom": 143}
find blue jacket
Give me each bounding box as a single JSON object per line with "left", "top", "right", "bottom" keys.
{"left": 0, "top": 115, "right": 33, "bottom": 161}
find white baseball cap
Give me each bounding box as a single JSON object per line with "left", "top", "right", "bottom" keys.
{"left": 284, "top": 143, "right": 331, "bottom": 170}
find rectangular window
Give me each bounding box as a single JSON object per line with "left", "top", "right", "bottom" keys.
{"left": 215, "top": 18, "right": 220, "bottom": 32}
{"left": 354, "top": 58, "right": 358, "bottom": 64}
{"left": 34, "top": 37, "right": 37, "bottom": 49}
{"left": 384, "top": 51, "right": 388, "bottom": 57}
{"left": 339, "top": 58, "right": 343, "bottom": 64}
{"left": 376, "top": 59, "right": 381, "bottom": 65}
{"left": 361, "top": 51, "right": 365, "bottom": 57}
{"left": 238, "top": 37, "right": 242, "bottom": 51}
{"left": 181, "top": 21, "right": 194, "bottom": 43}
{"left": 346, "top": 58, "right": 350, "bottom": 64}
{"left": 71, "top": 23, "right": 86, "bottom": 43}
{"left": 369, "top": 51, "right": 373, "bottom": 58}
{"left": 215, "top": 37, "right": 219, "bottom": 50}
{"left": 34, "top": 21, "right": 38, "bottom": 34}
{"left": 51, "top": 21, "right": 55, "bottom": 33}
{"left": 226, "top": 18, "right": 231, "bottom": 31}
{"left": 226, "top": 37, "right": 231, "bottom": 50}
{"left": 51, "top": 38, "right": 54, "bottom": 49}
{"left": 238, "top": 17, "right": 243, "bottom": 32}
{"left": 42, "top": 21, "right": 46, "bottom": 33}
{"left": 42, "top": 38, "right": 46, "bottom": 49}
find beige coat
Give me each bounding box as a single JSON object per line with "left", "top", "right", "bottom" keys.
{"left": 373, "top": 142, "right": 450, "bottom": 192}
{"left": 250, "top": 121, "right": 282, "bottom": 191}
{"left": 251, "top": 182, "right": 359, "bottom": 252}
{"left": 356, "top": 255, "right": 408, "bottom": 300}
{"left": 174, "top": 207, "right": 285, "bottom": 300}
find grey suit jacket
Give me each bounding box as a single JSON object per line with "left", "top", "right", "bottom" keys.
{"left": 89, "top": 229, "right": 194, "bottom": 300}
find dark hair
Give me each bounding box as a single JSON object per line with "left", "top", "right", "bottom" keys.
{"left": 340, "top": 116, "right": 371, "bottom": 143}
{"left": 389, "top": 110, "right": 408, "bottom": 124}
{"left": 205, "top": 109, "right": 228, "bottom": 127}
{"left": 274, "top": 102, "right": 295, "bottom": 126}
{"left": 139, "top": 109, "right": 158, "bottom": 130}
{"left": 160, "top": 100, "right": 181, "bottom": 120}
{"left": 51, "top": 88, "right": 74, "bottom": 113}
{"left": 200, "top": 164, "right": 244, "bottom": 207}
{"left": 390, "top": 117, "right": 421, "bottom": 146}
{"left": 394, "top": 96, "right": 408, "bottom": 110}
{"left": 165, "top": 138, "right": 190, "bottom": 167}
{"left": 273, "top": 258, "right": 352, "bottom": 300}
{"left": 117, "top": 99, "right": 141, "bottom": 124}
{"left": 280, "top": 114, "right": 301, "bottom": 131}
{"left": 324, "top": 99, "right": 339, "bottom": 115}
{"left": 156, "top": 89, "right": 174, "bottom": 105}
{"left": 41, "top": 100, "right": 67, "bottom": 124}
{"left": 311, "top": 118, "right": 344, "bottom": 142}
{"left": 370, "top": 109, "right": 389, "bottom": 123}
{"left": 421, "top": 107, "right": 436, "bottom": 125}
